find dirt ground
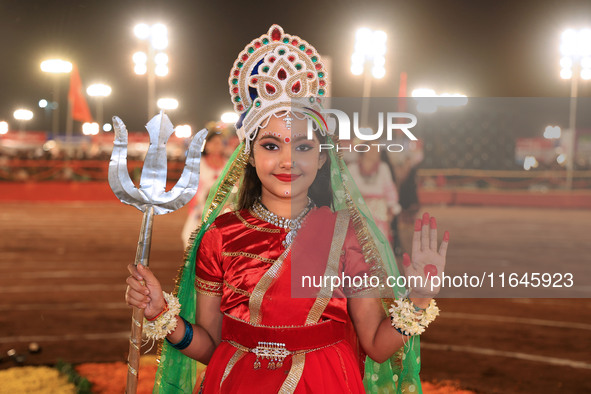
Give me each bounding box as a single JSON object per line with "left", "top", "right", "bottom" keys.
{"left": 0, "top": 202, "right": 590, "bottom": 393}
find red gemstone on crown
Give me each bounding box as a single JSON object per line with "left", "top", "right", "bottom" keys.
{"left": 266, "top": 83, "right": 276, "bottom": 94}
{"left": 315, "top": 64, "right": 322, "bottom": 70}
{"left": 307, "top": 72, "right": 314, "bottom": 79}
{"left": 233, "top": 70, "right": 240, "bottom": 76}
{"left": 242, "top": 54, "right": 248, "bottom": 61}
{"left": 237, "top": 104, "right": 244, "bottom": 111}
{"left": 271, "top": 27, "right": 281, "bottom": 41}
{"left": 292, "top": 81, "right": 301, "bottom": 93}
{"left": 306, "top": 49, "right": 313, "bottom": 55}
{"left": 251, "top": 78, "right": 258, "bottom": 84}
{"left": 288, "top": 55, "right": 295, "bottom": 62}
{"left": 319, "top": 80, "right": 326, "bottom": 86}
{"left": 232, "top": 87, "right": 239, "bottom": 93}
{"left": 254, "top": 41, "right": 261, "bottom": 48}
{"left": 278, "top": 68, "right": 287, "bottom": 80}
{"left": 269, "top": 56, "right": 276, "bottom": 63}
{"left": 292, "top": 40, "right": 298, "bottom": 46}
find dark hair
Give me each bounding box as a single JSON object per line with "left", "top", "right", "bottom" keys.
{"left": 202, "top": 131, "right": 223, "bottom": 156}
{"left": 237, "top": 122, "right": 333, "bottom": 210}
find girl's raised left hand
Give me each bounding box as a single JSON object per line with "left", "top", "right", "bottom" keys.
{"left": 401, "top": 212, "right": 449, "bottom": 298}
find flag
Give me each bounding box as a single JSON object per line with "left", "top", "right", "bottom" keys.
{"left": 68, "top": 64, "right": 93, "bottom": 123}
{"left": 398, "top": 71, "right": 407, "bottom": 113}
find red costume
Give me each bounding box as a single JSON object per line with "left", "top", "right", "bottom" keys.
{"left": 195, "top": 207, "right": 371, "bottom": 393}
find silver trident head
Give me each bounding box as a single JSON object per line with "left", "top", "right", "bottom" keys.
{"left": 108, "top": 112, "right": 208, "bottom": 215}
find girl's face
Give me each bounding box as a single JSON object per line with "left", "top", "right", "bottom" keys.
{"left": 251, "top": 114, "right": 326, "bottom": 203}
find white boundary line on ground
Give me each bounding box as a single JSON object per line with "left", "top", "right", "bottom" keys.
{"left": 0, "top": 284, "right": 124, "bottom": 293}
{"left": 0, "top": 332, "right": 129, "bottom": 344}
{"left": 421, "top": 343, "right": 591, "bottom": 370}
{"left": 441, "top": 311, "right": 591, "bottom": 330}
{"left": 0, "top": 302, "right": 126, "bottom": 311}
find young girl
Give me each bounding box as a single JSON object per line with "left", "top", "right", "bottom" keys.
{"left": 125, "top": 25, "right": 448, "bottom": 394}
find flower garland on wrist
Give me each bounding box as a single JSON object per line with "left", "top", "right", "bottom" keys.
{"left": 389, "top": 297, "right": 440, "bottom": 336}
{"left": 143, "top": 292, "right": 181, "bottom": 341}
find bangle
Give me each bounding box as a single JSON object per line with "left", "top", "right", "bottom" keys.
{"left": 389, "top": 297, "right": 440, "bottom": 336}
{"left": 409, "top": 298, "right": 427, "bottom": 312}
{"left": 166, "top": 316, "right": 193, "bottom": 350}
{"left": 143, "top": 292, "right": 181, "bottom": 341}
{"left": 146, "top": 300, "right": 169, "bottom": 321}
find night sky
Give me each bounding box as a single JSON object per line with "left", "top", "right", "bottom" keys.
{"left": 2, "top": 0, "right": 591, "bottom": 133}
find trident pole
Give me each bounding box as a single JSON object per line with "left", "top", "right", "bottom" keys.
{"left": 108, "top": 113, "right": 207, "bottom": 394}
{"left": 126, "top": 205, "right": 154, "bottom": 393}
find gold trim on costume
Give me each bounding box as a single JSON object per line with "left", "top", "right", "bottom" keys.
{"left": 223, "top": 280, "right": 251, "bottom": 298}
{"left": 336, "top": 156, "right": 394, "bottom": 305}
{"left": 202, "top": 147, "right": 249, "bottom": 225}
{"left": 222, "top": 251, "right": 277, "bottom": 265}
{"left": 248, "top": 247, "right": 291, "bottom": 325}
{"left": 195, "top": 276, "right": 223, "bottom": 297}
{"left": 237, "top": 210, "right": 282, "bottom": 233}
{"left": 279, "top": 353, "right": 306, "bottom": 393}
{"left": 333, "top": 345, "right": 353, "bottom": 394}
{"left": 220, "top": 348, "right": 246, "bottom": 388}
{"left": 305, "top": 210, "right": 350, "bottom": 325}
{"left": 225, "top": 313, "right": 337, "bottom": 329}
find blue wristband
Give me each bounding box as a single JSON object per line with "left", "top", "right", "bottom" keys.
{"left": 166, "top": 316, "right": 193, "bottom": 350}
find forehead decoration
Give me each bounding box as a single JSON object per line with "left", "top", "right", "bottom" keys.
{"left": 228, "top": 24, "right": 329, "bottom": 152}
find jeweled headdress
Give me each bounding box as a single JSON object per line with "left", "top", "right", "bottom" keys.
{"left": 228, "top": 24, "right": 328, "bottom": 152}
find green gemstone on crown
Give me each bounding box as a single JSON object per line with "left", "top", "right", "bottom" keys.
{"left": 299, "top": 45, "right": 306, "bottom": 51}
{"left": 262, "top": 38, "right": 269, "bottom": 44}
{"left": 262, "top": 66, "right": 269, "bottom": 72}
{"left": 278, "top": 49, "right": 285, "bottom": 55}
{"left": 255, "top": 101, "right": 261, "bottom": 107}
{"left": 311, "top": 56, "right": 318, "bottom": 63}
{"left": 232, "top": 78, "right": 238, "bottom": 85}
{"left": 237, "top": 62, "right": 243, "bottom": 68}
{"left": 318, "top": 89, "right": 325, "bottom": 95}
{"left": 318, "top": 72, "right": 324, "bottom": 78}
{"left": 248, "top": 47, "right": 254, "bottom": 53}
{"left": 234, "top": 96, "right": 241, "bottom": 102}
{"left": 283, "top": 38, "right": 289, "bottom": 43}
{"left": 295, "top": 64, "right": 302, "bottom": 70}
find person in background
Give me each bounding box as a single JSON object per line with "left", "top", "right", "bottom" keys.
{"left": 181, "top": 130, "right": 227, "bottom": 248}
{"left": 348, "top": 142, "right": 401, "bottom": 247}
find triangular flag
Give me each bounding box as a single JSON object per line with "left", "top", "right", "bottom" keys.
{"left": 68, "top": 64, "right": 93, "bottom": 123}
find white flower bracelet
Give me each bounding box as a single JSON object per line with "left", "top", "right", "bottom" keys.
{"left": 389, "top": 297, "right": 440, "bottom": 336}
{"left": 143, "top": 291, "right": 181, "bottom": 341}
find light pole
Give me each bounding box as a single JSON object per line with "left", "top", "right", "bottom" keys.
{"left": 560, "top": 28, "right": 591, "bottom": 189}
{"left": 40, "top": 59, "right": 73, "bottom": 134}
{"left": 13, "top": 109, "right": 34, "bottom": 132}
{"left": 82, "top": 122, "right": 100, "bottom": 136}
{"left": 351, "top": 28, "right": 387, "bottom": 127}
{"left": 86, "top": 83, "right": 112, "bottom": 129}
{"left": 0, "top": 121, "right": 8, "bottom": 135}
{"left": 133, "top": 23, "right": 169, "bottom": 120}
{"left": 157, "top": 97, "right": 179, "bottom": 111}
{"left": 221, "top": 112, "right": 239, "bottom": 125}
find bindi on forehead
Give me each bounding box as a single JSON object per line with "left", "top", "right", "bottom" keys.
{"left": 259, "top": 131, "right": 293, "bottom": 144}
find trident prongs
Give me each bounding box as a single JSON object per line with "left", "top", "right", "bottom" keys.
{"left": 108, "top": 112, "right": 207, "bottom": 215}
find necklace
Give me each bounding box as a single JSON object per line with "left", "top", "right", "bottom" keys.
{"left": 251, "top": 197, "right": 314, "bottom": 247}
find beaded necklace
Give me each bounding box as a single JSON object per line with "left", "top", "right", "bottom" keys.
{"left": 251, "top": 197, "right": 315, "bottom": 247}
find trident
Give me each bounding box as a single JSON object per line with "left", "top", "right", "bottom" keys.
{"left": 108, "top": 112, "right": 207, "bottom": 394}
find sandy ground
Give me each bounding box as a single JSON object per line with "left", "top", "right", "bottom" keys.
{"left": 0, "top": 202, "right": 590, "bottom": 393}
